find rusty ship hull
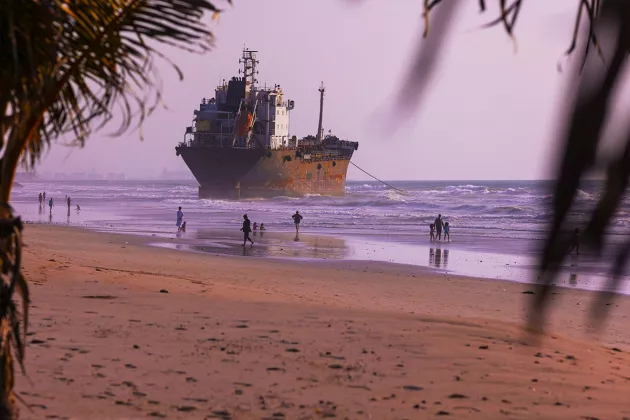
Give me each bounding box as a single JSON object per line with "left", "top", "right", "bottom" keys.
{"left": 176, "top": 145, "right": 351, "bottom": 199}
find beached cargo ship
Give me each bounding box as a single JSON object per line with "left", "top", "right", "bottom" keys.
{"left": 175, "top": 49, "right": 359, "bottom": 199}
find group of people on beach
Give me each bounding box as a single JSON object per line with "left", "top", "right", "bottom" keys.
{"left": 38, "top": 192, "right": 79, "bottom": 214}
{"left": 240, "top": 211, "right": 300, "bottom": 246}
{"left": 240, "top": 216, "right": 271, "bottom": 246}
{"left": 175, "top": 207, "right": 303, "bottom": 247}
{"left": 429, "top": 214, "right": 450, "bottom": 242}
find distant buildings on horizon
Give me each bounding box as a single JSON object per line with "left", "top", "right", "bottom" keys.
{"left": 14, "top": 168, "right": 195, "bottom": 182}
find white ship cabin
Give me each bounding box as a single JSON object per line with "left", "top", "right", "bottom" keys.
{"left": 248, "top": 84, "right": 294, "bottom": 149}
{"left": 187, "top": 77, "right": 295, "bottom": 150}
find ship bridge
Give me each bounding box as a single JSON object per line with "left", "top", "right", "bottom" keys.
{"left": 181, "top": 49, "right": 295, "bottom": 151}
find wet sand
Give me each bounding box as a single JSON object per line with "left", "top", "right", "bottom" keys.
{"left": 17, "top": 224, "right": 630, "bottom": 419}
{"left": 145, "top": 226, "right": 627, "bottom": 295}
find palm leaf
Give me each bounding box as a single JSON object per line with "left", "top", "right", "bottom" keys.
{"left": 0, "top": 2, "right": 229, "bottom": 417}
{"left": 1, "top": 0, "right": 230, "bottom": 200}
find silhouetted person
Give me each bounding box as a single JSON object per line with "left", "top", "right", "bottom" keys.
{"left": 43, "top": 191, "right": 46, "bottom": 200}
{"left": 429, "top": 223, "right": 435, "bottom": 241}
{"left": 76, "top": 205, "right": 81, "bottom": 211}
{"left": 48, "top": 197, "right": 54, "bottom": 214}
{"left": 434, "top": 214, "right": 444, "bottom": 241}
{"left": 568, "top": 228, "right": 580, "bottom": 255}
{"left": 67, "top": 196, "right": 71, "bottom": 210}
{"left": 292, "top": 211, "right": 303, "bottom": 233}
{"left": 181, "top": 221, "right": 187, "bottom": 232}
{"left": 38, "top": 192, "right": 42, "bottom": 206}
{"left": 444, "top": 222, "right": 450, "bottom": 241}
{"left": 241, "top": 214, "right": 254, "bottom": 247}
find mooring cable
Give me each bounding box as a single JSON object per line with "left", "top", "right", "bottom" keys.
{"left": 350, "top": 161, "right": 406, "bottom": 193}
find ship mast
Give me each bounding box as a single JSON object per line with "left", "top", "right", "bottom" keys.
{"left": 239, "top": 49, "right": 259, "bottom": 98}
{"left": 316, "top": 82, "right": 325, "bottom": 144}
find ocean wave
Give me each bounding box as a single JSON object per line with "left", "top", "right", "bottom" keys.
{"left": 11, "top": 179, "right": 622, "bottom": 246}
{"left": 576, "top": 189, "right": 596, "bottom": 201}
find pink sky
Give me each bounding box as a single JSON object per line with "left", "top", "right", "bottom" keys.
{"left": 36, "top": 0, "right": 605, "bottom": 180}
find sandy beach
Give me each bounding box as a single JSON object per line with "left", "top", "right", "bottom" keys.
{"left": 15, "top": 224, "right": 630, "bottom": 419}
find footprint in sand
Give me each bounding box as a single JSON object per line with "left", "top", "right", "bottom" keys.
{"left": 175, "top": 405, "right": 197, "bottom": 412}
{"left": 208, "top": 409, "right": 231, "bottom": 419}
{"left": 183, "top": 397, "right": 208, "bottom": 403}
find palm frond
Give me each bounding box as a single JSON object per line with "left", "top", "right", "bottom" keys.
{"left": 0, "top": 2, "right": 229, "bottom": 417}
{"left": 1, "top": 0, "right": 230, "bottom": 200}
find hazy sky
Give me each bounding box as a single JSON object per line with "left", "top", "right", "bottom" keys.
{"left": 35, "top": 0, "right": 604, "bottom": 180}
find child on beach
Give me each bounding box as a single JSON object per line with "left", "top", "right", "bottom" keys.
{"left": 181, "top": 221, "right": 187, "bottom": 232}
{"left": 430, "top": 223, "right": 435, "bottom": 242}
{"left": 260, "top": 223, "right": 266, "bottom": 230}
{"left": 444, "top": 222, "right": 450, "bottom": 241}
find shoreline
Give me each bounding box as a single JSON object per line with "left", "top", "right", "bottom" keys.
{"left": 33, "top": 219, "right": 622, "bottom": 297}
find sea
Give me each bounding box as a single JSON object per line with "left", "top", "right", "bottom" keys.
{"left": 10, "top": 179, "right": 630, "bottom": 292}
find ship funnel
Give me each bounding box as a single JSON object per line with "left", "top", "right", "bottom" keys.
{"left": 316, "top": 82, "right": 325, "bottom": 144}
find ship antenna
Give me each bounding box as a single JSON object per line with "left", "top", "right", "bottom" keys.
{"left": 239, "top": 48, "right": 259, "bottom": 97}
{"left": 316, "top": 81, "right": 325, "bottom": 144}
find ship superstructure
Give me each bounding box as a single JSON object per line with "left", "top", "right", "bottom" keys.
{"left": 175, "top": 49, "right": 358, "bottom": 198}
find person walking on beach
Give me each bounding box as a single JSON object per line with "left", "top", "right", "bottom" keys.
{"left": 43, "top": 191, "right": 46, "bottom": 201}
{"left": 241, "top": 214, "right": 254, "bottom": 247}
{"left": 434, "top": 214, "right": 444, "bottom": 241}
{"left": 429, "top": 223, "right": 435, "bottom": 242}
{"left": 67, "top": 196, "right": 71, "bottom": 210}
{"left": 48, "top": 197, "right": 54, "bottom": 213}
{"left": 444, "top": 222, "right": 450, "bottom": 242}
{"left": 292, "top": 211, "right": 303, "bottom": 233}
{"left": 176, "top": 207, "right": 184, "bottom": 232}
{"left": 38, "top": 192, "right": 42, "bottom": 206}
{"left": 568, "top": 228, "right": 580, "bottom": 255}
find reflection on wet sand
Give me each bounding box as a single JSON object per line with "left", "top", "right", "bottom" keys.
{"left": 569, "top": 273, "right": 578, "bottom": 286}
{"left": 159, "top": 229, "right": 349, "bottom": 260}
{"left": 429, "top": 248, "right": 449, "bottom": 269}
